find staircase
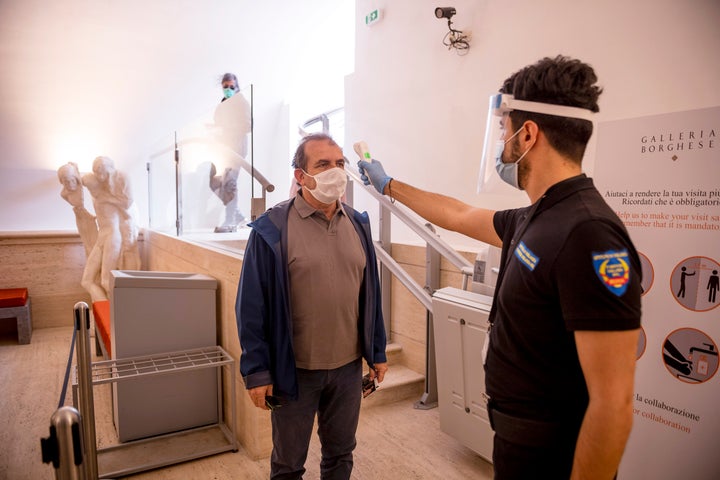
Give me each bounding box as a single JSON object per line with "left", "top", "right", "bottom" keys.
{"left": 362, "top": 342, "right": 425, "bottom": 408}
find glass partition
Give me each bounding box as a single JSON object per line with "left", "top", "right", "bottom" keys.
{"left": 147, "top": 130, "right": 178, "bottom": 235}
{"left": 300, "top": 107, "right": 345, "bottom": 147}
{"left": 148, "top": 84, "right": 267, "bottom": 248}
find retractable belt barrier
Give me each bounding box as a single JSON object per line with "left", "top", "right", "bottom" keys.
{"left": 41, "top": 302, "right": 98, "bottom": 480}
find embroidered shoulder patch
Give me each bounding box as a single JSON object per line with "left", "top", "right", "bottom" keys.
{"left": 514, "top": 241, "right": 539, "bottom": 271}
{"left": 592, "top": 249, "right": 631, "bottom": 296}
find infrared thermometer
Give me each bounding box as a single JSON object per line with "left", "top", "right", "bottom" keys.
{"left": 353, "top": 141, "right": 372, "bottom": 162}
{"left": 354, "top": 140, "right": 384, "bottom": 191}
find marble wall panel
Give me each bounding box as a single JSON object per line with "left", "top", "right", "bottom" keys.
{"left": 0, "top": 233, "right": 91, "bottom": 328}
{"left": 3, "top": 229, "right": 481, "bottom": 458}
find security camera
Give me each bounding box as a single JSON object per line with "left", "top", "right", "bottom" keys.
{"left": 435, "top": 7, "right": 456, "bottom": 19}
{"left": 434, "top": 6, "right": 470, "bottom": 55}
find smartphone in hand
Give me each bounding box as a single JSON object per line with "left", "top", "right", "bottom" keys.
{"left": 362, "top": 373, "right": 379, "bottom": 398}
{"left": 265, "top": 395, "right": 283, "bottom": 410}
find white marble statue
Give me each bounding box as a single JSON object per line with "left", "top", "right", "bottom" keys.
{"left": 58, "top": 162, "right": 98, "bottom": 256}
{"left": 80, "top": 156, "right": 141, "bottom": 302}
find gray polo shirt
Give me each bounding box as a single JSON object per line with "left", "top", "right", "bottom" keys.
{"left": 287, "top": 193, "right": 366, "bottom": 370}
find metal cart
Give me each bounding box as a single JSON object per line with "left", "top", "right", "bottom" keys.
{"left": 72, "top": 345, "right": 238, "bottom": 479}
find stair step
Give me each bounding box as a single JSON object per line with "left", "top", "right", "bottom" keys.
{"left": 362, "top": 364, "right": 424, "bottom": 408}
{"left": 385, "top": 342, "right": 402, "bottom": 365}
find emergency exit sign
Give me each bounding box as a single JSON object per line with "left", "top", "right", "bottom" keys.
{"left": 365, "top": 9, "right": 382, "bottom": 26}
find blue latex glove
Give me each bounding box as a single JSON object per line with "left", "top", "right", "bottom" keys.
{"left": 357, "top": 159, "right": 392, "bottom": 195}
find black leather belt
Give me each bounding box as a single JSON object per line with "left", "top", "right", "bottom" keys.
{"left": 488, "top": 406, "right": 576, "bottom": 448}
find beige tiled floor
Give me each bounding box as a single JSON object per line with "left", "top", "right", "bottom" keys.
{"left": 0, "top": 327, "right": 493, "bottom": 479}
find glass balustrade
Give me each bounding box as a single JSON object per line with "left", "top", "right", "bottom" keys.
{"left": 147, "top": 85, "right": 269, "bottom": 250}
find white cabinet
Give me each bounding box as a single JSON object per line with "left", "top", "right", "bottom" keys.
{"left": 109, "top": 270, "right": 218, "bottom": 442}
{"left": 432, "top": 287, "right": 494, "bottom": 462}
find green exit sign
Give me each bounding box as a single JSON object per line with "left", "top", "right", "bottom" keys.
{"left": 365, "top": 9, "right": 382, "bottom": 26}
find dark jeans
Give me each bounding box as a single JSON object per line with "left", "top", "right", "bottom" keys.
{"left": 270, "top": 358, "right": 362, "bottom": 480}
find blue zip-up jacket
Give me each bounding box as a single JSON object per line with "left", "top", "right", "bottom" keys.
{"left": 235, "top": 197, "right": 387, "bottom": 400}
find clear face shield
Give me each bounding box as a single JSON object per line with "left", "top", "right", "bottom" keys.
{"left": 477, "top": 94, "right": 596, "bottom": 193}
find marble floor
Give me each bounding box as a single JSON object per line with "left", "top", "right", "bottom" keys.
{"left": 0, "top": 327, "right": 494, "bottom": 479}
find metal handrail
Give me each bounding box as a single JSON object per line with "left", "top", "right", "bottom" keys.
{"left": 301, "top": 107, "right": 344, "bottom": 135}
{"left": 373, "top": 242, "right": 433, "bottom": 311}
{"left": 345, "top": 163, "right": 474, "bottom": 411}
{"left": 150, "top": 136, "right": 275, "bottom": 194}
{"left": 345, "top": 167, "right": 475, "bottom": 282}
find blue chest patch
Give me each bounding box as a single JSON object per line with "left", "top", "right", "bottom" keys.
{"left": 514, "top": 241, "right": 539, "bottom": 271}
{"left": 592, "top": 249, "right": 631, "bottom": 296}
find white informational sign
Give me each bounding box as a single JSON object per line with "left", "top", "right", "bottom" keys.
{"left": 594, "top": 107, "right": 719, "bottom": 479}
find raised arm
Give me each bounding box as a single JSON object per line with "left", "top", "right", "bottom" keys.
{"left": 358, "top": 159, "right": 502, "bottom": 247}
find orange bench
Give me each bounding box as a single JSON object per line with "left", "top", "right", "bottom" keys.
{"left": 0, "top": 288, "right": 32, "bottom": 344}
{"left": 93, "top": 300, "right": 112, "bottom": 358}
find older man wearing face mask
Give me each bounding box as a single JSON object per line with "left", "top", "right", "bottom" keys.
{"left": 235, "top": 133, "right": 388, "bottom": 480}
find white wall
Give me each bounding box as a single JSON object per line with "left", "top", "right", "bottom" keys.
{"left": 2, "top": 0, "right": 718, "bottom": 241}
{"left": 0, "top": 0, "right": 354, "bottom": 231}
{"left": 346, "top": 0, "right": 720, "bottom": 251}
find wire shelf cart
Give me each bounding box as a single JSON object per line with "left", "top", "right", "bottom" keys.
{"left": 72, "top": 345, "right": 238, "bottom": 478}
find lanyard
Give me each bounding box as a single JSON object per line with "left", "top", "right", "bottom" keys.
{"left": 487, "top": 196, "right": 544, "bottom": 326}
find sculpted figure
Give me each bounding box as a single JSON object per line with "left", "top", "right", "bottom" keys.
{"left": 81, "top": 156, "right": 141, "bottom": 302}
{"left": 58, "top": 162, "right": 98, "bottom": 256}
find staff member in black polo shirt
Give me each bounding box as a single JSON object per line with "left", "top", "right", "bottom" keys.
{"left": 358, "top": 55, "right": 641, "bottom": 479}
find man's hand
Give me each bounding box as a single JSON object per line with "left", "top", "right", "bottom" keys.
{"left": 357, "top": 159, "right": 392, "bottom": 195}
{"left": 248, "top": 384, "right": 273, "bottom": 410}
{"left": 369, "top": 362, "right": 388, "bottom": 383}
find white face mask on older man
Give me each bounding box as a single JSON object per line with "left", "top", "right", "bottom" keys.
{"left": 302, "top": 167, "right": 347, "bottom": 204}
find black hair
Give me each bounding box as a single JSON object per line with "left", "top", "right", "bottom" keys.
{"left": 500, "top": 55, "right": 603, "bottom": 163}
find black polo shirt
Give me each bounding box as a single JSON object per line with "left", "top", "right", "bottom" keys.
{"left": 486, "top": 174, "right": 642, "bottom": 423}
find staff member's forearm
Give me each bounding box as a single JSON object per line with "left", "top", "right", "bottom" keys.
{"left": 571, "top": 400, "right": 633, "bottom": 479}
{"left": 384, "top": 179, "right": 502, "bottom": 247}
